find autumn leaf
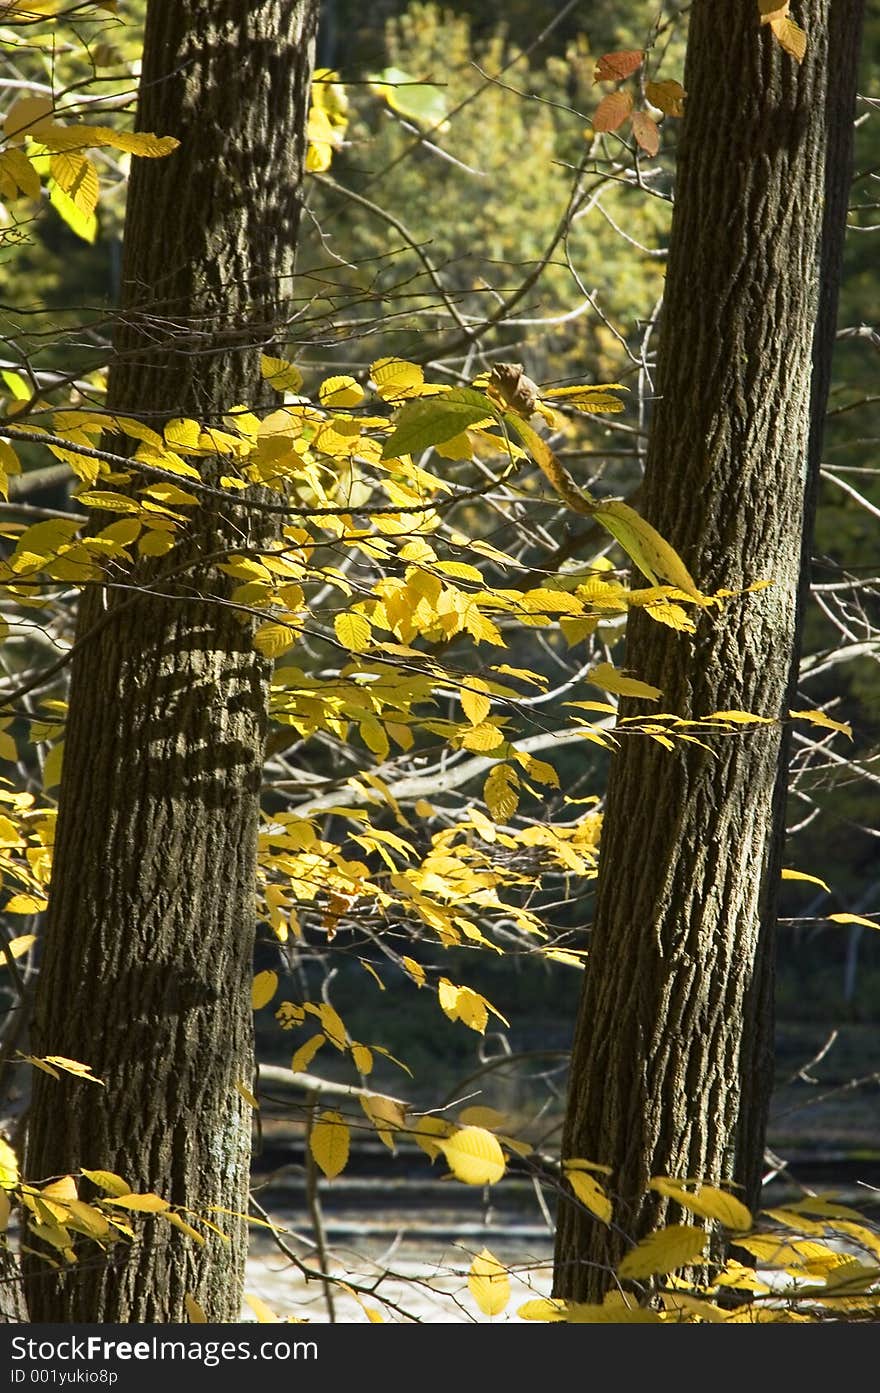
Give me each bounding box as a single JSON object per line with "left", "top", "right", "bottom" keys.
{"left": 437, "top": 1126, "right": 506, "bottom": 1185}
{"left": 468, "top": 1248, "right": 510, "bottom": 1316}
{"left": 593, "top": 50, "right": 644, "bottom": 82}
{"left": 617, "top": 1224, "right": 709, "bottom": 1279}
{"left": 309, "top": 1110, "right": 350, "bottom": 1179}
{"left": 770, "top": 14, "right": 807, "bottom": 62}
{"left": 592, "top": 90, "right": 634, "bottom": 134}
{"left": 645, "top": 79, "right": 687, "bottom": 117}
{"left": 631, "top": 111, "right": 660, "bottom": 157}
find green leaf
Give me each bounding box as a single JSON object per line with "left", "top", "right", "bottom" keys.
{"left": 382, "top": 389, "right": 497, "bottom": 460}
{"left": 371, "top": 67, "right": 449, "bottom": 130}
{"left": 593, "top": 499, "right": 702, "bottom": 599}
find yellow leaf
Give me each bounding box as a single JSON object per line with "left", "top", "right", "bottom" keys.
{"left": 455, "top": 988, "right": 488, "bottom": 1034}
{"left": 185, "top": 1294, "right": 207, "bottom": 1324}
{"left": 461, "top": 723, "right": 505, "bottom": 752}
{"left": 310, "top": 1110, "right": 350, "bottom": 1180}
{"left": 458, "top": 1106, "right": 507, "bottom": 1130}
{"left": 234, "top": 1080, "right": 259, "bottom": 1109}
{"left": 49, "top": 180, "right": 97, "bottom": 243}
{"left": 105, "top": 1192, "right": 170, "bottom": 1213}
{"left": 291, "top": 1033, "right": 325, "bottom": 1073}
{"left": 790, "top": 708, "right": 852, "bottom": 739}
{"left": 42, "top": 1174, "right": 78, "bottom": 1202}
{"left": 617, "top": 1224, "right": 709, "bottom": 1279}
{"left": 253, "top": 622, "right": 294, "bottom": 659}
{"left": 409, "top": 1114, "right": 451, "bottom": 1159}
{"left": 402, "top": 956, "right": 425, "bottom": 987}
{"left": 770, "top": 13, "right": 807, "bottom": 61}
{"left": 80, "top": 1168, "right": 130, "bottom": 1197}
{"left": 42, "top": 738, "right": 64, "bottom": 790}
{"left": 64, "top": 1200, "right": 112, "bottom": 1240}
{"left": 244, "top": 1292, "right": 282, "bottom": 1322}
{"left": 705, "top": 710, "right": 774, "bottom": 725}
{"left": 334, "top": 612, "right": 371, "bottom": 653}
{"left": 437, "top": 977, "right": 460, "bottom": 1021}
{"left": 139, "top": 531, "right": 175, "bottom": 557}
{"left": 4, "top": 893, "right": 47, "bottom": 914}
{"left": 371, "top": 357, "right": 424, "bottom": 401}
{"left": 540, "top": 384, "right": 627, "bottom": 413}
{"left": 468, "top": 1248, "right": 510, "bottom": 1316}
{"left": 437, "top": 1126, "right": 506, "bottom": 1185}
{"left": 0, "top": 935, "right": 36, "bottom": 965}
{"left": 565, "top": 1168, "right": 612, "bottom": 1225}
{"left": 0, "top": 1139, "right": 18, "bottom": 1188}
{"left": 251, "top": 970, "right": 278, "bottom": 1010}
{"left": 460, "top": 684, "right": 491, "bottom": 725}
{"left": 828, "top": 913, "right": 879, "bottom": 931}
{"left": 351, "top": 1043, "right": 373, "bottom": 1075}
{"left": 0, "top": 1190, "right": 9, "bottom": 1233}
{"left": 568, "top": 1301, "right": 664, "bottom": 1323}
{"left": 0, "top": 148, "right": 40, "bottom": 200}
{"left": 517, "top": 1298, "right": 568, "bottom": 1321}
{"left": 261, "top": 355, "right": 303, "bottom": 394}
{"left": 782, "top": 869, "right": 831, "bottom": 892}
{"left": 593, "top": 499, "right": 701, "bottom": 599}
{"left": 318, "top": 375, "right": 364, "bottom": 408}
{"left": 483, "top": 765, "right": 518, "bottom": 823}
{"left": 165, "top": 1212, "right": 206, "bottom": 1245}
{"left": 586, "top": 662, "right": 660, "bottom": 701}
{"left": 40, "top": 124, "right": 178, "bottom": 158}
{"left": 649, "top": 1178, "right": 752, "bottom": 1231}
{"left": 4, "top": 94, "right": 54, "bottom": 144}
{"left": 359, "top": 717, "right": 389, "bottom": 759}
{"left": 49, "top": 152, "right": 98, "bottom": 214}
{"left": 359, "top": 1092, "right": 406, "bottom": 1151}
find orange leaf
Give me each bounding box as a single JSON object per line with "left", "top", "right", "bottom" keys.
{"left": 593, "top": 50, "right": 644, "bottom": 83}
{"left": 592, "top": 90, "right": 634, "bottom": 134}
{"left": 631, "top": 111, "right": 660, "bottom": 157}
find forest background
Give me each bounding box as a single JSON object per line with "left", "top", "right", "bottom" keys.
{"left": 0, "top": 0, "right": 878, "bottom": 1324}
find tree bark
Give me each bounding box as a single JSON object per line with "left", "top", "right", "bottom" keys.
{"left": 24, "top": 0, "right": 318, "bottom": 1323}
{"left": 553, "top": 0, "right": 863, "bottom": 1302}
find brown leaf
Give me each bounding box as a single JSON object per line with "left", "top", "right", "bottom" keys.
{"left": 645, "top": 79, "right": 686, "bottom": 117}
{"left": 592, "top": 90, "right": 634, "bottom": 135}
{"left": 631, "top": 111, "right": 660, "bottom": 157}
{"left": 593, "top": 50, "right": 644, "bottom": 83}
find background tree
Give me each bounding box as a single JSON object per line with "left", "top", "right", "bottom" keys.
{"left": 23, "top": 0, "right": 320, "bottom": 1323}
{"left": 553, "top": 0, "right": 867, "bottom": 1302}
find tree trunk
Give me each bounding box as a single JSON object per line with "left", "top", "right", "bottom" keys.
{"left": 24, "top": 0, "right": 318, "bottom": 1323}
{"left": 553, "top": 0, "right": 862, "bottom": 1302}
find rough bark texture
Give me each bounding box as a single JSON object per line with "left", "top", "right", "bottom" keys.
{"left": 25, "top": 0, "right": 318, "bottom": 1323}
{"left": 553, "top": 0, "right": 862, "bottom": 1301}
